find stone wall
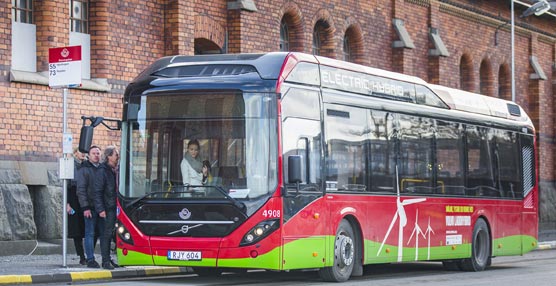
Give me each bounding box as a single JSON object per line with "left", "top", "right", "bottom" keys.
{"left": 0, "top": 169, "right": 36, "bottom": 240}
{"left": 0, "top": 162, "right": 63, "bottom": 242}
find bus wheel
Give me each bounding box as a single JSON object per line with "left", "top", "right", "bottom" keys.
{"left": 193, "top": 267, "right": 223, "bottom": 277}
{"left": 460, "top": 219, "right": 490, "bottom": 271}
{"left": 319, "top": 220, "right": 355, "bottom": 282}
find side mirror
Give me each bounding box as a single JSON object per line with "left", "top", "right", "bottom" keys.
{"left": 79, "top": 125, "right": 94, "bottom": 153}
{"left": 288, "top": 155, "right": 302, "bottom": 184}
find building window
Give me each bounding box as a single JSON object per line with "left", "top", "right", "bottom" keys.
{"left": 459, "top": 54, "right": 473, "bottom": 92}
{"left": 498, "top": 63, "right": 511, "bottom": 100}
{"left": 312, "top": 21, "right": 328, "bottom": 56}
{"left": 12, "top": 0, "right": 33, "bottom": 23}
{"left": 280, "top": 19, "right": 290, "bottom": 52}
{"left": 312, "top": 26, "right": 321, "bottom": 56}
{"left": 479, "top": 59, "right": 493, "bottom": 97}
{"left": 342, "top": 36, "right": 351, "bottom": 62}
{"left": 70, "top": 0, "right": 89, "bottom": 34}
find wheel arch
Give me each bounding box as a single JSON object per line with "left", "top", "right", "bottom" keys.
{"left": 342, "top": 214, "right": 364, "bottom": 276}
{"left": 476, "top": 215, "right": 493, "bottom": 257}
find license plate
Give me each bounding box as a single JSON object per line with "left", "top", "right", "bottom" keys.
{"left": 167, "top": 250, "right": 202, "bottom": 261}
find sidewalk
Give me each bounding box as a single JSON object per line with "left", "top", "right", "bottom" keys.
{"left": 0, "top": 240, "right": 554, "bottom": 285}
{"left": 0, "top": 254, "right": 191, "bottom": 285}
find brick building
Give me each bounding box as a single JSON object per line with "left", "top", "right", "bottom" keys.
{"left": 0, "top": 0, "right": 555, "bottom": 244}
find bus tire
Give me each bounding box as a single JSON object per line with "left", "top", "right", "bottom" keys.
{"left": 319, "top": 220, "right": 355, "bottom": 282}
{"left": 460, "top": 219, "right": 490, "bottom": 272}
{"left": 193, "top": 267, "right": 223, "bottom": 277}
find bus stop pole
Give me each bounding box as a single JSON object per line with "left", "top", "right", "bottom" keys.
{"left": 62, "top": 87, "right": 69, "bottom": 267}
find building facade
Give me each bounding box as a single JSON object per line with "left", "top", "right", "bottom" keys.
{"left": 0, "top": 0, "right": 555, "bottom": 245}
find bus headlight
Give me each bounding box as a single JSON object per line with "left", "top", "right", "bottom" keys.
{"left": 240, "top": 219, "right": 279, "bottom": 246}
{"left": 115, "top": 220, "right": 134, "bottom": 245}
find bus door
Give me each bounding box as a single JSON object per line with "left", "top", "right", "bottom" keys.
{"left": 280, "top": 86, "right": 326, "bottom": 269}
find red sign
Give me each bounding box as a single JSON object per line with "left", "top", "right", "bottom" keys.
{"left": 49, "top": 46, "right": 82, "bottom": 63}
{"left": 48, "top": 46, "right": 82, "bottom": 88}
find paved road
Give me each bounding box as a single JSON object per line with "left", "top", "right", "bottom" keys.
{"left": 46, "top": 249, "right": 556, "bottom": 286}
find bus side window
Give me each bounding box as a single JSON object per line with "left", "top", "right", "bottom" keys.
{"left": 465, "top": 125, "right": 495, "bottom": 196}
{"left": 369, "top": 111, "right": 396, "bottom": 193}
{"left": 325, "top": 104, "right": 368, "bottom": 192}
{"left": 398, "top": 114, "right": 434, "bottom": 194}
{"left": 494, "top": 131, "right": 521, "bottom": 198}
{"left": 435, "top": 121, "right": 465, "bottom": 195}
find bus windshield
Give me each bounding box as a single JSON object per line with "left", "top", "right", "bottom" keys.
{"left": 122, "top": 91, "right": 278, "bottom": 204}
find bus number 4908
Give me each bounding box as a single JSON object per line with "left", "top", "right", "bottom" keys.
{"left": 262, "top": 210, "right": 280, "bottom": 218}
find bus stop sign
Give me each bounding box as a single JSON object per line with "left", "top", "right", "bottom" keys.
{"left": 48, "top": 46, "right": 82, "bottom": 88}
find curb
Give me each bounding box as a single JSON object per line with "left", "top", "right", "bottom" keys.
{"left": 537, "top": 240, "right": 556, "bottom": 250}
{"left": 0, "top": 267, "right": 191, "bottom": 285}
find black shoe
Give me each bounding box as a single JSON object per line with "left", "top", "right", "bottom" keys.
{"left": 87, "top": 260, "right": 100, "bottom": 268}
{"left": 102, "top": 261, "right": 114, "bottom": 270}
{"left": 110, "top": 260, "right": 120, "bottom": 268}
{"left": 79, "top": 257, "right": 87, "bottom": 265}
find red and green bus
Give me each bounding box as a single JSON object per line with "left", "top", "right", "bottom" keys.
{"left": 94, "top": 52, "right": 537, "bottom": 282}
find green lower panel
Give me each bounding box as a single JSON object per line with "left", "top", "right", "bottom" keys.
{"left": 492, "top": 235, "right": 538, "bottom": 256}
{"left": 367, "top": 240, "right": 470, "bottom": 263}
{"left": 117, "top": 249, "right": 154, "bottom": 266}
{"left": 521, "top": 235, "right": 538, "bottom": 253}
{"left": 117, "top": 234, "right": 537, "bottom": 269}
{"left": 217, "top": 247, "right": 282, "bottom": 270}
{"left": 283, "top": 236, "right": 328, "bottom": 269}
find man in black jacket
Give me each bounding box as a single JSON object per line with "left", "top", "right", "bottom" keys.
{"left": 95, "top": 146, "right": 120, "bottom": 270}
{"left": 76, "top": 145, "right": 104, "bottom": 268}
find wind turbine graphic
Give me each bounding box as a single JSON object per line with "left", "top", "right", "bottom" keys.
{"left": 377, "top": 166, "right": 426, "bottom": 262}
{"left": 424, "top": 216, "right": 435, "bottom": 260}
{"left": 407, "top": 209, "right": 425, "bottom": 261}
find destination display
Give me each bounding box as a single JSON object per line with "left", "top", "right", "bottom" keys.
{"left": 320, "top": 66, "right": 415, "bottom": 102}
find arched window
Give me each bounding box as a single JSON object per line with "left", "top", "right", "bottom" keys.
{"left": 312, "top": 19, "right": 333, "bottom": 58}
{"left": 342, "top": 36, "right": 351, "bottom": 62}
{"left": 312, "top": 24, "right": 324, "bottom": 56}
{"left": 194, "top": 38, "right": 222, "bottom": 55}
{"left": 279, "top": 5, "right": 304, "bottom": 52}
{"left": 479, "top": 59, "right": 493, "bottom": 96}
{"left": 498, "top": 63, "right": 511, "bottom": 100}
{"left": 460, "top": 54, "right": 473, "bottom": 92}
{"left": 343, "top": 25, "right": 364, "bottom": 64}
{"left": 280, "top": 19, "right": 290, "bottom": 52}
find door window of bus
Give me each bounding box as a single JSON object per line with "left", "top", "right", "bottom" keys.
{"left": 324, "top": 104, "right": 368, "bottom": 192}
{"left": 368, "top": 111, "right": 396, "bottom": 193}
{"left": 465, "top": 125, "right": 495, "bottom": 196}
{"left": 281, "top": 87, "right": 322, "bottom": 189}
{"left": 435, "top": 121, "right": 465, "bottom": 195}
{"left": 398, "top": 114, "right": 434, "bottom": 194}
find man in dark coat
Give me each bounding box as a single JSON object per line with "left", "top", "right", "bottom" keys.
{"left": 76, "top": 145, "right": 104, "bottom": 268}
{"left": 66, "top": 147, "right": 86, "bottom": 265}
{"left": 94, "top": 145, "right": 120, "bottom": 270}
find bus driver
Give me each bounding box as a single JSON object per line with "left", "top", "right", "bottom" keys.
{"left": 180, "top": 139, "right": 209, "bottom": 187}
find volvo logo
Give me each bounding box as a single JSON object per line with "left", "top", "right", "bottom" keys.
{"left": 178, "top": 208, "right": 191, "bottom": 220}
{"left": 167, "top": 224, "right": 203, "bottom": 235}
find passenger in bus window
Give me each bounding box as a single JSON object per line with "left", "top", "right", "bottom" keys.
{"left": 180, "top": 139, "right": 209, "bottom": 186}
